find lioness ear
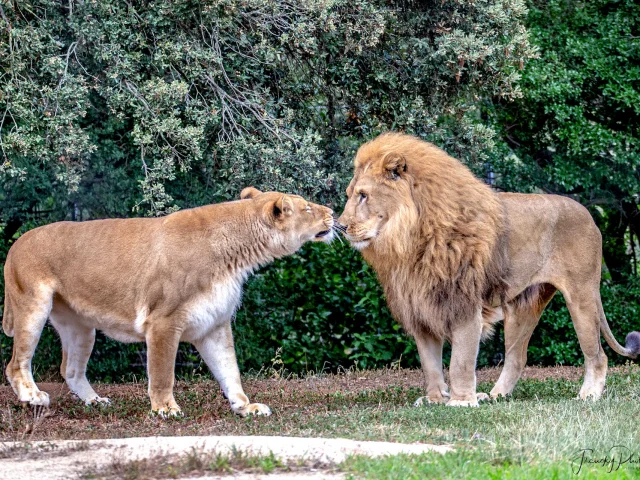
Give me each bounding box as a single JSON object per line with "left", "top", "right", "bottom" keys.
{"left": 273, "top": 195, "right": 294, "bottom": 218}
{"left": 382, "top": 152, "right": 407, "bottom": 180}
{"left": 240, "top": 187, "right": 262, "bottom": 200}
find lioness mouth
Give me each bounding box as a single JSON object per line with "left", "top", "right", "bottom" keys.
{"left": 315, "top": 230, "right": 330, "bottom": 238}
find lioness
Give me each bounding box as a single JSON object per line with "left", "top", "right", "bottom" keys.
{"left": 338, "top": 132, "right": 640, "bottom": 406}
{"left": 3, "top": 188, "right": 335, "bottom": 416}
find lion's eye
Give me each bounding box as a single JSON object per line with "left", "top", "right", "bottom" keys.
{"left": 359, "top": 192, "right": 367, "bottom": 204}
{"left": 305, "top": 205, "right": 312, "bottom": 213}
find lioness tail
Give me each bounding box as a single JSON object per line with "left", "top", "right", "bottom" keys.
{"left": 2, "top": 298, "right": 14, "bottom": 337}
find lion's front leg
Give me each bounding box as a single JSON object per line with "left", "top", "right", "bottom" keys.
{"left": 413, "top": 330, "right": 450, "bottom": 406}
{"left": 194, "top": 321, "right": 271, "bottom": 417}
{"left": 447, "top": 311, "right": 484, "bottom": 407}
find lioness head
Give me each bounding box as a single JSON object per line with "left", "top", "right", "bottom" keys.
{"left": 337, "top": 134, "right": 419, "bottom": 252}
{"left": 240, "top": 187, "right": 335, "bottom": 251}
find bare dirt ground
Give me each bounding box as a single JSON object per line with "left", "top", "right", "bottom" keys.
{"left": 0, "top": 435, "right": 450, "bottom": 480}
{"left": 0, "top": 365, "right": 621, "bottom": 479}
{"left": 0, "top": 365, "right": 596, "bottom": 442}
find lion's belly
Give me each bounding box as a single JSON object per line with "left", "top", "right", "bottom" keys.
{"left": 180, "top": 276, "right": 244, "bottom": 342}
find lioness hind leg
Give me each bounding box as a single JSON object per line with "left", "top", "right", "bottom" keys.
{"left": 490, "top": 284, "right": 556, "bottom": 399}
{"left": 193, "top": 321, "right": 271, "bottom": 417}
{"left": 5, "top": 285, "right": 53, "bottom": 407}
{"left": 50, "top": 313, "right": 109, "bottom": 405}
{"left": 563, "top": 288, "right": 608, "bottom": 400}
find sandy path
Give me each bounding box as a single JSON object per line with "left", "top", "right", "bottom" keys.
{"left": 0, "top": 435, "right": 451, "bottom": 479}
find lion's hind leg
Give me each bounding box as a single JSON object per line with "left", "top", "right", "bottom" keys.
{"left": 4, "top": 284, "right": 54, "bottom": 407}
{"left": 490, "top": 284, "right": 556, "bottom": 399}
{"left": 562, "top": 287, "right": 608, "bottom": 401}
{"left": 50, "top": 311, "right": 109, "bottom": 405}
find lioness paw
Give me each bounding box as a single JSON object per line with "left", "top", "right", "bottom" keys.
{"left": 85, "top": 396, "right": 111, "bottom": 406}
{"left": 151, "top": 405, "right": 184, "bottom": 419}
{"left": 23, "top": 390, "right": 50, "bottom": 408}
{"left": 236, "top": 403, "right": 272, "bottom": 417}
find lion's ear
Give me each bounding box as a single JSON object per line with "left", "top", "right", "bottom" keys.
{"left": 382, "top": 152, "right": 407, "bottom": 180}
{"left": 240, "top": 187, "right": 262, "bottom": 200}
{"left": 273, "top": 195, "right": 294, "bottom": 218}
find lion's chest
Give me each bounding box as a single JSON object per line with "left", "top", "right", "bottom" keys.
{"left": 181, "top": 276, "right": 244, "bottom": 342}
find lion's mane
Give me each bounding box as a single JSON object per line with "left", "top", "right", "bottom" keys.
{"left": 356, "top": 133, "right": 510, "bottom": 339}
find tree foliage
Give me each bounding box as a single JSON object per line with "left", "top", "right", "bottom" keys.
{"left": 490, "top": 0, "right": 640, "bottom": 281}
{"left": 0, "top": 1, "right": 560, "bottom": 378}
{"left": 1, "top": 0, "right": 535, "bottom": 219}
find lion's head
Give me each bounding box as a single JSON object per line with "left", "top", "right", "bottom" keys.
{"left": 240, "top": 187, "right": 335, "bottom": 251}
{"left": 337, "top": 135, "right": 419, "bottom": 254}
{"left": 337, "top": 133, "right": 508, "bottom": 337}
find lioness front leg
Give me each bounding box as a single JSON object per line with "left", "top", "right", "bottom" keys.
{"left": 193, "top": 321, "right": 271, "bottom": 417}
{"left": 448, "top": 313, "right": 485, "bottom": 407}
{"left": 146, "top": 322, "right": 183, "bottom": 417}
{"left": 413, "top": 330, "right": 450, "bottom": 406}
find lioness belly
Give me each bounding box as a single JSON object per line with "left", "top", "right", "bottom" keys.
{"left": 181, "top": 276, "right": 243, "bottom": 342}
{"left": 51, "top": 276, "right": 244, "bottom": 344}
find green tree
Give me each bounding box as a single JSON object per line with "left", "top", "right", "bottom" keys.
{"left": 490, "top": 0, "right": 640, "bottom": 282}
{"left": 1, "top": 0, "right": 535, "bottom": 378}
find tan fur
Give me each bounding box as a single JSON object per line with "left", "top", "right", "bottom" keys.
{"left": 338, "top": 133, "right": 639, "bottom": 406}
{"left": 3, "top": 188, "right": 334, "bottom": 416}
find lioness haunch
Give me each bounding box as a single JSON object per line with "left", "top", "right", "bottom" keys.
{"left": 3, "top": 188, "right": 334, "bottom": 417}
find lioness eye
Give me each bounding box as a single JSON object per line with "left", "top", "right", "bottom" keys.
{"left": 359, "top": 192, "right": 367, "bottom": 204}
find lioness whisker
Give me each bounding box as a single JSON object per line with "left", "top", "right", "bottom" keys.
{"left": 331, "top": 226, "right": 345, "bottom": 246}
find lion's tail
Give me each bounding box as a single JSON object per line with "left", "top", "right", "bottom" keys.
{"left": 599, "top": 302, "right": 640, "bottom": 359}
{"left": 2, "top": 296, "right": 14, "bottom": 337}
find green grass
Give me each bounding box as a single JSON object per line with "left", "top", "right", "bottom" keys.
{"left": 3, "top": 366, "right": 640, "bottom": 478}
{"left": 333, "top": 367, "right": 640, "bottom": 478}
{"left": 342, "top": 450, "right": 638, "bottom": 479}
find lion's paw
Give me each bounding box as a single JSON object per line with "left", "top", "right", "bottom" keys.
{"left": 237, "top": 403, "right": 272, "bottom": 417}
{"left": 447, "top": 398, "right": 479, "bottom": 407}
{"left": 489, "top": 388, "right": 510, "bottom": 400}
{"left": 414, "top": 393, "right": 449, "bottom": 407}
{"left": 578, "top": 384, "right": 604, "bottom": 401}
{"left": 476, "top": 392, "right": 491, "bottom": 402}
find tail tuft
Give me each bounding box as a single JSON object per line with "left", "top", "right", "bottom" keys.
{"left": 624, "top": 331, "right": 640, "bottom": 358}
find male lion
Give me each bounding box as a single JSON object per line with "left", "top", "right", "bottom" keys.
{"left": 338, "top": 132, "right": 640, "bottom": 406}
{"left": 3, "top": 188, "right": 335, "bottom": 416}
